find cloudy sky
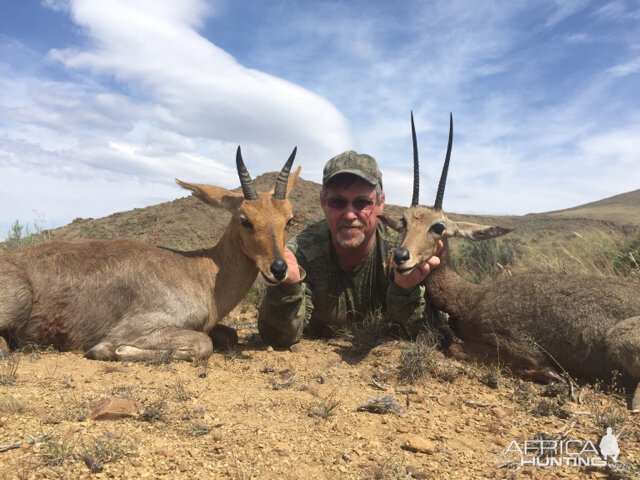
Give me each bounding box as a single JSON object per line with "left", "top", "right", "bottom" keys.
{"left": 1, "top": 0, "right": 639, "bottom": 237}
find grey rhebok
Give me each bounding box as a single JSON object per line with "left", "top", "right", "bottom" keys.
{"left": 0, "top": 147, "right": 300, "bottom": 362}
{"left": 380, "top": 113, "right": 640, "bottom": 409}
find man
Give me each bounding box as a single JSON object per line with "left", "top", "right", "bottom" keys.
{"left": 258, "top": 150, "right": 444, "bottom": 348}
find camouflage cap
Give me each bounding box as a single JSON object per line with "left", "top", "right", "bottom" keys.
{"left": 322, "top": 150, "right": 382, "bottom": 188}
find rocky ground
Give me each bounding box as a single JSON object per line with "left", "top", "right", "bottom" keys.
{"left": 1, "top": 308, "right": 639, "bottom": 480}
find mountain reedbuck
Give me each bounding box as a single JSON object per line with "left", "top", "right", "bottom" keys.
{"left": 0, "top": 147, "right": 300, "bottom": 362}
{"left": 381, "top": 114, "right": 640, "bottom": 409}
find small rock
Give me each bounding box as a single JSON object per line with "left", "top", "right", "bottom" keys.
{"left": 0, "top": 337, "right": 8, "bottom": 358}
{"left": 83, "top": 455, "right": 103, "bottom": 473}
{"left": 89, "top": 397, "right": 136, "bottom": 420}
{"left": 396, "top": 424, "right": 411, "bottom": 433}
{"left": 401, "top": 435, "right": 436, "bottom": 454}
{"left": 164, "top": 450, "right": 175, "bottom": 458}
{"left": 356, "top": 396, "right": 405, "bottom": 415}
{"left": 490, "top": 406, "right": 515, "bottom": 419}
{"left": 438, "top": 394, "right": 456, "bottom": 406}
{"left": 406, "top": 465, "right": 429, "bottom": 479}
{"left": 274, "top": 442, "right": 290, "bottom": 456}
{"left": 288, "top": 344, "right": 302, "bottom": 353}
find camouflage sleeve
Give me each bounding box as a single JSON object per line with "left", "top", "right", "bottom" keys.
{"left": 257, "top": 269, "right": 313, "bottom": 348}
{"left": 385, "top": 282, "right": 427, "bottom": 338}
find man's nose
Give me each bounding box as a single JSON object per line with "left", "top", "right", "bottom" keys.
{"left": 341, "top": 207, "right": 358, "bottom": 219}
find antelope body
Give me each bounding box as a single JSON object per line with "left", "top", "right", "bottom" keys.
{"left": 382, "top": 114, "right": 640, "bottom": 406}
{"left": 0, "top": 147, "right": 300, "bottom": 362}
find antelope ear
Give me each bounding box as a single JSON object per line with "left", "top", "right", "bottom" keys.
{"left": 448, "top": 220, "right": 514, "bottom": 241}
{"left": 378, "top": 215, "right": 404, "bottom": 232}
{"left": 286, "top": 166, "right": 302, "bottom": 196}
{"left": 176, "top": 180, "right": 244, "bottom": 213}
{"left": 268, "top": 166, "right": 303, "bottom": 197}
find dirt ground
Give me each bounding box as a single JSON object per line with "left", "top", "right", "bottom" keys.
{"left": 1, "top": 308, "right": 639, "bottom": 480}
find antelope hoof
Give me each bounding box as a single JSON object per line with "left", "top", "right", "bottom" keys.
{"left": 209, "top": 324, "right": 239, "bottom": 349}
{"left": 520, "top": 367, "right": 565, "bottom": 384}
{"left": 447, "top": 342, "right": 468, "bottom": 361}
{"left": 85, "top": 342, "right": 118, "bottom": 361}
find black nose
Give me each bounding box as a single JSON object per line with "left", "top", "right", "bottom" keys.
{"left": 270, "top": 258, "right": 288, "bottom": 281}
{"left": 394, "top": 248, "right": 410, "bottom": 265}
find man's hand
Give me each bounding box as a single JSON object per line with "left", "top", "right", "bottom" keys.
{"left": 282, "top": 247, "right": 301, "bottom": 283}
{"left": 392, "top": 240, "right": 443, "bottom": 290}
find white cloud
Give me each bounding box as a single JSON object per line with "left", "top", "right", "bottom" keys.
{"left": 0, "top": 0, "right": 354, "bottom": 234}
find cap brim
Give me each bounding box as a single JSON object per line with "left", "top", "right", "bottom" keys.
{"left": 323, "top": 169, "right": 380, "bottom": 187}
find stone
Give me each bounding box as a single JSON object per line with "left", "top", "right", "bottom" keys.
{"left": 401, "top": 435, "right": 436, "bottom": 454}
{"left": 437, "top": 394, "right": 456, "bottom": 406}
{"left": 89, "top": 397, "right": 136, "bottom": 420}
{"left": 406, "top": 465, "right": 429, "bottom": 479}
{"left": 490, "top": 406, "right": 515, "bottom": 419}
{"left": 0, "top": 337, "right": 8, "bottom": 358}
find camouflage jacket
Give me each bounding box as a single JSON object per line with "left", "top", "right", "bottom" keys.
{"left": 258, "top": 220, "right": 436, "bottom": 348}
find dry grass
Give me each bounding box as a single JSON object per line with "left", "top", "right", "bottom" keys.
{"left": 397, "top": 331, "right": 439, "bottom": 384}
{"left": 0, "top": 353, "right": 20, "bottom": 385}
{"left": 307, "top": 391, "right": 341, "bottom": 419}
{"left": 0, "top": 395, "right": 24, "bottom": 414}
{"left": 452, "top": 227, "right": 640, "bottom": 283}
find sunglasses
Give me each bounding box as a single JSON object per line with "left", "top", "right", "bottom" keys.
{"left": 325, "top": 197, "right": 375, "bottom": 211}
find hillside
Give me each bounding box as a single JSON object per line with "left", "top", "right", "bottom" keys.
{"left": 544, "top": 189, "right": 640, "bottom": 225}
{"left": 43, "top": 176, "right": 640, "bottom": 251}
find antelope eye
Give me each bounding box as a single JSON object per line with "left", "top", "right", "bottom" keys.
{"left": 286, "top": 217, "right": 294, "bottom": 228}
{"left": 429, "top": 222, "right": 445, "bottom": 235}
{"left": 240, "top": 217, "right": 253, "bottom": 229}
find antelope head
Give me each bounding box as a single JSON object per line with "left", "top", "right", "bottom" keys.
{"left": 176, "top": 147, "right": 301, "bottom": 284}
{"left": 380, "top": 113, "right": 512, "bottom": 274}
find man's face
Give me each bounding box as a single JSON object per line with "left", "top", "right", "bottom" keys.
{"left": 321, "top": 178, "right": 385, "bottom": 249}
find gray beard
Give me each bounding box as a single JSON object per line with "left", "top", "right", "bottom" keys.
{"left": 335, "top": 230, "right": 365, "bottom": 249}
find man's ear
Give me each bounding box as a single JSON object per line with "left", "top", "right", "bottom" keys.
{"left": 176, "top": 180, "right": 244, "bottom": 213}
{"left": 448, "top": 220, "right": 514, "bottom": 241}
{"left": 378, "top": 215, "right": 404, "bottom": 232}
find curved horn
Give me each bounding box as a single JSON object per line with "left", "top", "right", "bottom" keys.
{"left": 411, "top": 111, "right": 419, "bottom": 206}
{"left": 434, "top": 113, "right": 453, "bottom": 210}
{"left": 272, "top": 146, "right": 297, "bottom": 200}
{"left": 236, "top": 146, "right": 259, "bottom": 201}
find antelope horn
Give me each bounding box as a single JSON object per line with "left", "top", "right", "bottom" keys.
{"left": 236, "top": 146, "right": 259, "bottom": 201}
{"left": 411, "top": 111, "right": 419, "bottom": 206}
{"left": 272, "top": 147, "right": 297, "bottom": 200}
{"left": 434, "top": 113, "right": 453, "bottom": 210}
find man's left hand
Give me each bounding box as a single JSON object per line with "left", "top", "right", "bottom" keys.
{"left": 392, "top": 240, "right": 442, "bottom": 290}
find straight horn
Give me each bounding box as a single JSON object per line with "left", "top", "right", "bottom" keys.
{"left": 434, "top": 113, "right": 453, "bottom": 210}
{"left": 411, "top": 111, "right": 419, "bottom": 206}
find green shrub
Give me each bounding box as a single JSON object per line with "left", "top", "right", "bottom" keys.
{"left": 452, "top": 238, "right": 521, "bottom": 283}
{"left": 613, "top": 233, "right": 640, "bottom": 276}
{"left": 3, "top": 220, "right": 50, "bottom": 252}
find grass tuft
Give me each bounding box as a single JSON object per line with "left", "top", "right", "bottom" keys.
{"left": 397, "top": 331, "right": 438, "bottom": 384}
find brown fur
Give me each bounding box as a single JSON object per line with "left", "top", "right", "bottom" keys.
{"left": 0, "top": 161, "right": 300, "bottom": 362}
{"left": 382, "top": 191, "right": 640, "bottom": 395}
{"left": 382, "top": 114, "right": 640, "bottom": 401}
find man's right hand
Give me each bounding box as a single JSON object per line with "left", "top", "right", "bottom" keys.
{"left": 282, "top": 247, "right": 301, "bottom": 283}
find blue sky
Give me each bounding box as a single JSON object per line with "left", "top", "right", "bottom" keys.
{"left": 1, "top": 0, "right": 639, "bottom": 238}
